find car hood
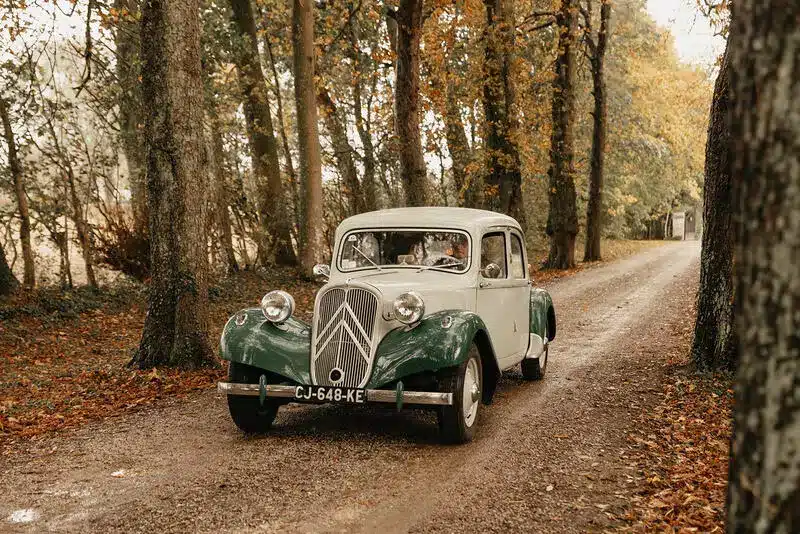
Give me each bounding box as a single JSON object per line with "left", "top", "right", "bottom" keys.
{"left": 330, "top": 270, "right": 476, "bottom": 314}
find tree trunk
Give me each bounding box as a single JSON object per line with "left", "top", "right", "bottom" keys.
{"left": 444, "top": 85, "right": 476, "bottom": 208}
{"left": 114, "top": 0, "right": 148, "bottom": 235}
{"left": 482, "top": 0, "right": 525, "bottom": 226}
{"left": 264, "top": 36, "right": 302, "bottom": 239}
{"left": 292, "top": 0, "right": 324, "bottom": 277}
{"left": 349, "top": 15, "right": 378, "bottom": 211}
{"left": 691, "top": 42, "right": 736, "bottom": 372}
{"left": 0, "top": 240, "right": 18, "bottom": 296}
{"left": 317, "top": 86, "right": 363, "bottom": 215}
{"left": 395, "top": 0, "right": 428, "bottom": 207}
{"left": 727, "top": 2, "right": 800, "bottom": 531}
{"left": 208, "top": 114, "right": 239, "bottom": 274}
{"left": 131, "top": 0, "right": 214, "bottom": 369}
{"left": 41, "top": 113, "right": 98, "bottom": 288}
{"left": 545, "top": 0, "right": 579, "bottom": 269}
{"left": 0, "top": 97, "right": 35, "bottom": 288}
{"left": 583, "top": 0, "right": 610, "bottom": 262}
{"left": 229, "top": 0, "right": 296, "bottom": 266}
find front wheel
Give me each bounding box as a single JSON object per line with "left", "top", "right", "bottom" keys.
{"left": 226, "top": 362, "right": 279, "bottom": 434}
{"left": 437, "top": 344, "right": 482, "bottom": 444}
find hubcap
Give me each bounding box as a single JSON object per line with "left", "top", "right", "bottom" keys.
{"left": 462, "top": 358, "right": 480, "bottom": 427}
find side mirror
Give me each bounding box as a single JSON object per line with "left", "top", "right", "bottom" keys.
{"left": 481, "top": 262, "right": 502, "bottom": 279}
{"left": 312, "top": 264, "right": 330, "bottom": 280}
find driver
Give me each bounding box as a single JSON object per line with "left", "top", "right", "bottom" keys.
{"left": 448, "top": 237, "right": 469, "bottom": 261}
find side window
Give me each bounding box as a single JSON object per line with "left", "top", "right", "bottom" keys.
{"left": 480, "top": 233, "right": 507, "bottom": 278}
{"left": 510, "top": 233, "right": 526, "bottom": 279}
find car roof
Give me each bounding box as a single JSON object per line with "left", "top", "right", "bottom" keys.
{"left": 337, "top": 207, "right": 522, "bottom": 235}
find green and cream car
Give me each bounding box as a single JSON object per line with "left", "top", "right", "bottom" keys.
{"left": 217, "top": 207, "right": 556, "bottom": 443}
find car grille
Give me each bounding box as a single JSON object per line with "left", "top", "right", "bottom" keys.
{"left": 311, "top": 286, "right": 380, "bottom": 388}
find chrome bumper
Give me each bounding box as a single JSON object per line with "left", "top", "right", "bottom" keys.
{"left": 217, "top": 382, "right": 453, "bottom": 406}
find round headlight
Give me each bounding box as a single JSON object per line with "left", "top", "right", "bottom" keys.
{"left": 261, "top": 290, "right": 295, "bottom": 323}
{"left": 393, "top": 291, "right": 425, "bottom": 325}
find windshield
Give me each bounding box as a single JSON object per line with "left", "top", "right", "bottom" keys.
{"left": 338, "top": 230, "right": 471, "bottom": 273}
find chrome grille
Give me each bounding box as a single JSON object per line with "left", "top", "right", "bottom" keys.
{"left": 311, "top": 287, "right": 380, "bottom": 388}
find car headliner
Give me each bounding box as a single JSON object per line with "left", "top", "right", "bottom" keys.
{"left": 336, "top": 207, "right": 522, "bottom": 237}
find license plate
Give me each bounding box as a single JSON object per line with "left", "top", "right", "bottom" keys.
{"left": 294, "top": 385, "right": 366, "bottom": 404}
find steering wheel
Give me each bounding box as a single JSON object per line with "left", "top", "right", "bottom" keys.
{"left": 427, "top": 254, "right": 462, "bottom": 268}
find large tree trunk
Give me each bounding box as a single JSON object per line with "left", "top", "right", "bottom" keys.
{"left": 317, "top": 86, "right": 363, "bottom": 216}
{"left": 482, "top": 0, "right": 525, "bottom": 226}
{"left": 292, "top": 0, "right": 324, "bottom": 277}
{"left": 131, "top": 0, "right": 213, "bottom": 369}
{"left": 691, "top": 42, "right": 736, "bottom": 372}
{"left": 395, "top": 0, "right": 428, "bottom": 207}
{"left": 114, "top": 0, "right": 148, "bottom": 235}
{"left": 229, "top": 0, "right": 296, "bottom": 266}
{"left": 0, "top": 240, "right": 18, "bottom": 296}
{"left": 583, "top": 0, "right": 610, "bottom": 262}
{"left": 0, "top": 97, "right": 35, "bottom": 288}
{"left": 727, "top": 2, "right": 800, "bottom": 531}
{"left": 545, "top": 0, "right": 579, "bottom": 269}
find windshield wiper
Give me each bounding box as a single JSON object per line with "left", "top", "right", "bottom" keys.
{"left": 416, "top": 258, "right": 465, "bottom": 273}
{"left": 351, "top": 244, "right": 382, "bottom": 270}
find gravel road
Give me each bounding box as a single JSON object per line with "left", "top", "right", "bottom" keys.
{"left": 0, "top": 241, "right": 700, "bottom": 533}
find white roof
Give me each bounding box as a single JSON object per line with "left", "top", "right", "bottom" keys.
{"left": 337, "top": 207, "right": 522, "bottom": 236}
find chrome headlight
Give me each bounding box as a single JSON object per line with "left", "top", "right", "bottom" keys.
{"left": 393, "top": 291, "right": 425, "bottom": 325}
{"left": 261, "top": 290, "right": 295, "bottom": 323}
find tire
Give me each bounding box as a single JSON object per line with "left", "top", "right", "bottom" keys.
{"left": 226, "top": 362, "right": 279, "bottom": 434}
{"left": 521, "top": 326, "right": 548, "bottom": 381}
{"left": 437, "top": 344, "right": 482, "bottom": 444}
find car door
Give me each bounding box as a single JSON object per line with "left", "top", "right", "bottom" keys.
{"left": 475, "top": 229, "right": 528, "bottom": 369}
{"left": 508, "top": 229, "right": 532, "bottom": 360}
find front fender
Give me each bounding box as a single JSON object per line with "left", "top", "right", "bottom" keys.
{"left": 219, "top": 308, "right": 311, "bottom": 385}
{"left": 368, "top": 310, "right": 494, "bottom": 389}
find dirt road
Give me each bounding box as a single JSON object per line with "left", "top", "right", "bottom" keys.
{"left": 1, "top": 242, "right": 700, "bottom": 533}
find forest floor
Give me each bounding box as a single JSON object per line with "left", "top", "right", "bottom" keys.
{"left": 0, "top": 240, "right": 731, "bottom": 532}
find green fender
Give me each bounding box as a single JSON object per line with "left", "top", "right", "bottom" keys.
{"left": 368, "top": 310, "right": 494, "bottom": 389}
{"left": 530, "top": 288, "right": 556, "bottom": 341}
{"left": 219, "top": 308, "right": 312, "bottom": 385}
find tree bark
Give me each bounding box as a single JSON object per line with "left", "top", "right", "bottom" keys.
{"left": 545, "top": 0, "right": 579, "bottom": 269}
{"left": 482, "top": 0, "right": 525, "bottom": 226}
{"left": 114, "top": 0, "right": 148, "bottom": 235}
{"left": 131, "top": 0, "right": 213, "bottom": 369}
{"left": 0, "top": 97, "right": 35, "bottom": 288}
{"left": 395, "top": 0, "right": 428, "bottom": 207}
{"left": 317, "top": 86, "right": 363, "bottom": 216}
{"left": 0, "top": 240, "right": 18, "bottom": 296}
{"left": 583, "top": 0, "right": 610, "bottom": 262}
{"left": 691, "top": 41, "right": 736, "bottom": 372}
{"left": 292, "top": 0, "right": 324, "bottom": 277}
{"left": 229, "top": 0, "right": 296, "bottom": 266}
{"left": 727, "top": 1, "right": 800, "bottom": 531}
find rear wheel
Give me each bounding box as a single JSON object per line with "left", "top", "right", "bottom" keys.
{"left": 437, "top": 344, "right": 482, "bottom": 444}
{"left": 226, "top": 362, "right": 279, "bottom": 434}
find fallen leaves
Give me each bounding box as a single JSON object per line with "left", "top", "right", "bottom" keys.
{"left": 0, "top": 269, "right": 322, "bottom": 452}
{"left": 617, "top": 353, "right": 732, "bottom": 532}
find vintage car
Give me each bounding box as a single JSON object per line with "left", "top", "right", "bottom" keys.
{"left": 217, "top": 207, "right": 556, "bottom": 443}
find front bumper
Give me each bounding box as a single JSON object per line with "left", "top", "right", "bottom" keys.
{"left": 217, "top": 382, "right": 453, "bottom": 406}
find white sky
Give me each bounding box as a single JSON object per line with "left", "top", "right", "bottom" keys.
{"left": 646, "top": 0, "right": 726, "bottom": 67}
